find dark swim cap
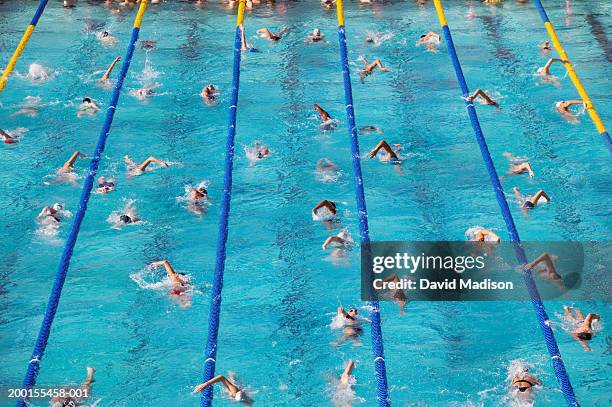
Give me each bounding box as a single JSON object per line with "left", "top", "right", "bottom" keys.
{"left": 120, "top": 214, "right": 132, "bottom": 223}
{"left": 83, "top": 97, "right": 92, "bottom": 103}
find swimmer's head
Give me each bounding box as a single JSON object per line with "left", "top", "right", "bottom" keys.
{"left": 347, "top": 308, "right": 358, "bottom": 317}
{"left": 102, "top": 31, "right": 109, "bottom": 37}
{"left": 196, "top": 186, "right": 208, "bottom": 196}
{"left": 52, "top": 203, "right": 63, "bottom": 211}
{"left": 313, "top": 28, "right": 321, "bottom": 37}
{"left": 83, "top": 97, "right": 92, "bottom": 103}
{"left": 120, "top": 214, "right": 132, "bottom": 224}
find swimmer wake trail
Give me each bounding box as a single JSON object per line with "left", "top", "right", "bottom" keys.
{"left": 199, "top": 1, "right": 246, "bottom": 406}
{"left": 335, "top": 1, "right": 391, "bottom": 405}
{"left": 0, "top": 0, "right": 49, "bottom": 94}
{"left": 16, "top": 2, "right": 150, "bottom": 405}
{"left": 433, "top": 1, "right": 578, "bottom": 405}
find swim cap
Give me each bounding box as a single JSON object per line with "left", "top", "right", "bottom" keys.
{"left": 52, "top": 203, "right": 63, "bottom": 211}
{"left": 83, "top": 97, "right": 92, "bottom": 103}
{"left": 313, "top": 28, "right": 321, "bottom": 36}
{"left": 120, "top": 214, "right": 132, "bottom": 223}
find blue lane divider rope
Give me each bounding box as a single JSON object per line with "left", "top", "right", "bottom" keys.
{"left": 335, "top": 3, "right": 391, "bottom": 405}
{"left": 432, "top": 1, "right": 579, "bottom": 406}
{"left": 200, "top": 13, "right": 245, "bottom": 407}
{"left": 17, "top": 3, "right": 149, "bottom": 406}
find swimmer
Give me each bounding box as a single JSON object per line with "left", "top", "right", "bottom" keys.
{"left": 245, "top": 141, "right": 270, "bottom": 165}
{"left": 26, "top": 63, "right": 52, "bottom": 83}
{"left": 313, "top": 103, "right": 336, "bottom": 130}
{"left": 124, "top": 155, "right": 168, "bottom": 177}
{"left": 201, "top": 84, "right": 218, "bottom": 105}
{"left": 364, "top": 31, "right": 393, "bottom": 46}
{"left": 383, "top": 273, "right": 408, "bottom": 313}
{"left": 98, "top": 31, "right": 118, "bottom": 47}
{"left": 193, "top": 372, "right": 253, "bottom": 406}
{"left": 312, "top": 200, "right": 337, "bottom": 221}
{"left": 56, "top": 151, "right": 85, "bottom": 185}
{"left": 149, "top": 260, "right": 192, "bottom": 307}
{"left": 368, "top": 140, "right": 401, "bottom": 164}
{"left": 77, "top": 97, "right": 100, "bottom": 117}
{"left": 525, "top": 252, "right": 565, "bottom": 289}
{"left": 537, "top": 58, "right": 566, "bottom": 77}
{"left": 257, "top": 27, "right": 288, "bottom": 42}
{"left": 321, "top": 0, "right": 334, "bottom": 9}
{"left": 466, "top": 88, "right": 498, "bottom": 107}
{"left": 555, "top": 99, "right": 585, "bottom": 123}
{"left": 184, "top": 182, "right": 209, "bottom": 216}
{"left": 316, "top": 158, "right": 339, "bottom": 182}
{"left": 513, "top": 187, "right": 550, "bottom": 214}
{"left": 110, "top": 200, "right": 141, "bottom": 229}
{"left": 238, "top": 24, "right": 255, "bottom": 52}
{"left": 99, "top": 56, "right": 121, "bottom": 86}
{"left": 468, "top": 227, "right": 500, "bottom": 243}
{"left": 96, "top": 176, "right": 116, "bottom": 194}
{"left": 539, "top": 40, "right": 552, "bottom": 52}
{"left": 13, "top": 96, "right": 41, "bottom": 117}
{"left": 306, "top": 28, "right": 325, "bottom": 44}
{"left": 50, "top": 367, "right": 95, "bottom": 407}
{"left": 37, "top": 203, "right": 66, "bottom": 227}
{"left": 132, "top": 87, "right": 156, "bottom": 101}
{"left": 140, "top": 40, "right": 156, "bottom": 51}
{"left": 359, "top": 125, "right": 382, "bottom": 134}
{"left": 417, "top": 32, "right": 441, "bottom": 51}
{"left": 563, "top": 306, "right": 600, "bottom": 351}
{"left": 337, "top": 305, "right": 363, "bottom": 344}
{"left": 63, "top": 0, "right": 77, "bottom": 7}
{"left": 510, "top": 366, "right": 541, "bottom": 398}
{"left": 322, "top": 228, "right": 353, "bottom": 258}
{"left": 1, "top": 128, "right": 19, "bottom": 145}
{"left": 358, "top": 56, "right": 390, "bottom": 83}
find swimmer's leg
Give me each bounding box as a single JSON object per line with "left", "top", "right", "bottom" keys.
{"left": 563, "top": 305, "right": 576, "bottom": 320}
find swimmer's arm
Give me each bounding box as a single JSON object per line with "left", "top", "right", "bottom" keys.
{"left": 337, "top": 306, "right": 349, "bottom": 318}
{"left": 63, "top": 151, "right": 84, "bottom": 169}
{"left": 151, "top": 260, "right": 176, "bottom": 276}
{"left": 0, "top": 129, "right": 10, "bottom": 138}
{"left": 36, "top": 207, "right": 51, "bottom": 219}
{"left": 572, "top": 334, "right": 591, "bottom": 351}
{"left": 340, "top": 360, "right": 354, "bottom": 384}
{"left": 193, "top": 375, "right": 225, "bottom": 393}
{"left": 101, "top": 56, "right": 121, "bottom": 81}
{"left": 563, "top": 100, "right": 585, "bottom": 107}
{"left": 313, "top": 103, "right": 331, "bottom": 121}
{"left": 138, "top": 156, "right": 167, "bottom": 171}
{"left": 322, "top": 236, "right": 345, "bottom": 250}
{"left": 481, "top": 229, "right": 500, "bottom": 242}
{"left": 238, "top": 24, "right": 249, "bottom": 51}
{"left": 312, "top": 200, "right": 336, "bottom": 215}
{"left": 368, "top": 140, "right": 396, "bottom": 159}
{"left": 467, "top": 89, "right": 498, "bottom": 106}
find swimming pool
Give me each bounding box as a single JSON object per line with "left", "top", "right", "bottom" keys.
{"left": 1, "top": 0, "right": 610, "bottom": 405}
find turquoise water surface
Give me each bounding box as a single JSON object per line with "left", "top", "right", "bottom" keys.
{"left": 1, "top": 1, "right": 610, "bottom": 406}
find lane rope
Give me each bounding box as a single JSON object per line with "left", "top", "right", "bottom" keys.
{"left": 199, "top": 1, "right": 246, "bottom": 406}
{"left": 334, "top": 1, "right": 391, "bottom": 405}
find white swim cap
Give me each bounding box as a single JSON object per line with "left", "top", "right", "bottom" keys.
{"left": 52, "top": 203, "right": 63, "bottom": 211}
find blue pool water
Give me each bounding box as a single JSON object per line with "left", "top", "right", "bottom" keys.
{"left": 1, "top": 1, "right": 610, "bottom": 406}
